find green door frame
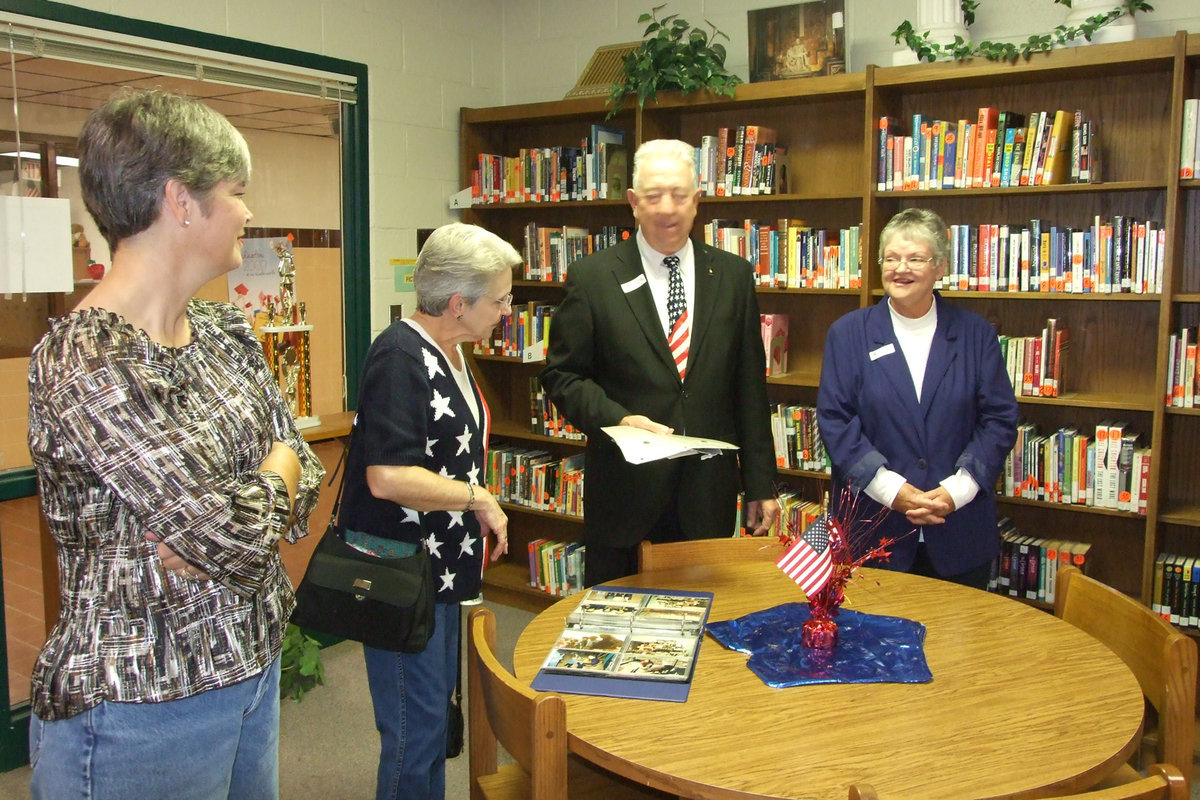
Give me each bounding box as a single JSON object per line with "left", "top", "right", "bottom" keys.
{"left": 0, "top": 0, "right": 371, "bottom": 769}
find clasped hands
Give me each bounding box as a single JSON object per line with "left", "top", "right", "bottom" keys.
{"left": 893, "top": 483, "right": 955, "bottom": 526}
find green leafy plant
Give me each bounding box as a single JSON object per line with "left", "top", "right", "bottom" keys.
{"left": 279, "top": 623, "right": 326, "bottom": 702}
{"left": 607, "top": 4, "right": 743, "bottom": 119}
{"left": 892, "top": 0, "right": 1154, "bottom": 63}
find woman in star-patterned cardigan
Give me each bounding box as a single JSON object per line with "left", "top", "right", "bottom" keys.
{"left": 340, "top": 222, "right": 516, "bottom": 800}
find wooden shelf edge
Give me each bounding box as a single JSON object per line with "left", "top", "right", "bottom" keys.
{"left": 995, "top": 494, "right": 1146, "bottom": 519}
{"left": 482, "top": 562, "right": 575, "bottom": 613}
{"left": 1017, "top": 393, "right": 1157, "bottom": 411}
{"left": 499, "top": 501, "right": 585, "bottom": 523}
{"left": 872, "top": 179, "right": 1164, "bottom": 198}
{"left": 1158, "top": 505, "right": 1200, "bottom": 527}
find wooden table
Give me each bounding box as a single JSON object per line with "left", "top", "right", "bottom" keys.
{"left": 513, "top": 562, "right": 1145, "bottom": 800}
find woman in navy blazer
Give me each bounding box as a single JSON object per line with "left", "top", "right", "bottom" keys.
{"left": 817, "top": 209, "right": 1018, "bottom": 588}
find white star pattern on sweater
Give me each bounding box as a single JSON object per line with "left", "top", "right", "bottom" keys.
{"left": 467, "top": 463, "right": 480, "bottom": 484}
{"left": 422, "top": 347, "right": 445, "bottom": 380}
{"left": 447, "top": 511, "right": 465, "bottom": 528}
{"left": 426, "top": 533, "right": 442, "bottom": 558}
{"left": 425, "top": 438, "right": 437, "bottom": 457}
{"left": 430, "top": 389, "right": 453, "bottom": 420}
{"left": 456, "top": 425, "right": 472, "bottom": 455}
{"left": 402, "top": 507, "right": 421, "bottom": 525}
{"left": 439, "top": 567, "right": 456, "bottom": 592}
{"left": 459, "top": 533, "right": 477, "bottom": 556}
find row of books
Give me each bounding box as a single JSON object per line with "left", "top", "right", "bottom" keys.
{"left": 703, "top": 218, "right": 863, "bottom": 289}
{"left": 472, "top": 124, "right": 627, "bottom": 204}
{"left": 998, "top": 318, "right": 1067, "bottom": 398}
{"left": 1165, "top": 326, "right": 1200, "bottom": 408}
{"left": 483, "top": 447, "right": 585, "bottom": 517}
{"left": 1002, "top": 421, "right": 1149, "bottom": 514}
{"left": 935, "top": 217, "right": 1164, "bottom": 295}
{"left": 761, "top": 314, "right": 789, "bottom": 377}
{"left": 770, "top": 404, "right": 830, "bottom": 473}
{"left": 528, "top": 377, "right": 584, "bottom": 441}
{"left": 1178, "top": 98, "right": 1200, "bottom": 179}
{"left": 527, "top": 539, "right": 586, "bottom": 597}
{"left": 695, "top": 125, "right": 781, "bottom": 197}
{"left": 771, "top": 492, "right": 823, "bottom": 541}
{"left": 521, "top": 222, "right": 632, "bottom": 282}
{"left": 988, "top": 520, "right": 1091, "bottom": 603}
{"left": 877, "top": 107, "right": 1095, "bottom": 192}
{"left": 474, "top": 301, "right": 554, "bottom": 360}
{"left": 1152, "top": 553, "right": 1200, "bottom": 628}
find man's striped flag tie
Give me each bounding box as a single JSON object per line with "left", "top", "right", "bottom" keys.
{"left": 776, "top": 514, "right": 834, "bottom": 597}
{"left": 664, "top": 255, "right": 689, "bottom": 378}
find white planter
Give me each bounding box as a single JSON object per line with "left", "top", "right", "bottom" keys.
{"left": 1062, "top": 0, "right": 1138, "bottom": 45}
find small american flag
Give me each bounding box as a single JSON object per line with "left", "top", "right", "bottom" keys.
{"left": 776, "top": 514, "right": 833, "bottom": 596}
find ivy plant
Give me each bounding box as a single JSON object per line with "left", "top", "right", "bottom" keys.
{"left": 279, "top": 623, "right": 326, "bottom": 702}
{"left": 607, "top": 4, "right": 743, "bottom": 119}
{"left": 892, "top": 0, "right": 1154, "bottom": 63}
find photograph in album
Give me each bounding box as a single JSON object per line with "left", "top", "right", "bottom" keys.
{"left": 748, "top": 1, "right": 846, "bottom": 83}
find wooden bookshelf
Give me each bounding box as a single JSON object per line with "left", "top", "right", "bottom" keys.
{"left": 461, "top": 32, "right": 1200, "bottom": 609}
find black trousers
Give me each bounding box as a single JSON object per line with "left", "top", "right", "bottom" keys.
{"left": 909, "top": 539, "right": 992, "bottom": 591}
{"left": 584, "top": 502, "right": 686, "bottom": 587}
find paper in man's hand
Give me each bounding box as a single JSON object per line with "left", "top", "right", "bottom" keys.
{"left": 602, "top": 426, "right": 739, "bottom": 465}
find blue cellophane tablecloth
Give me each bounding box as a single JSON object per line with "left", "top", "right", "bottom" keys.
{"left": 706, "top": 603, "right": 932, "bottom": 687}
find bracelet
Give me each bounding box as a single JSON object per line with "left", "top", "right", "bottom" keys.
{"left": 464, "top": 482, "right": 476, "bottom": 512}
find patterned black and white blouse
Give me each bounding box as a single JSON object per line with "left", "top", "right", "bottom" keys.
{"left": 26, "top": 300, "right": 324, "bottom": 721}
{"left": 340, "top": 320, "right": 490, "bottom": 604}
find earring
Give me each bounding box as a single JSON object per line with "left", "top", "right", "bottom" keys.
{"left": 183, "top": 219, "right": 191, "bottom": 227}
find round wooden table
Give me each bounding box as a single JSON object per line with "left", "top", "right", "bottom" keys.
{"left": 513, "top": 562, "right": 1144, "bottom": 800}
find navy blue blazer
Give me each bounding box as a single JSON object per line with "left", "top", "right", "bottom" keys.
{"left": 816, "top": 293, "right": 1019, "bottom": 576}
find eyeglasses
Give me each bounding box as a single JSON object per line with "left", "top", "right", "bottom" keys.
{"left": 879, "top": 255, "right": 934, "bottom": 268}
{"left": 494, "top": 293, "right": 513, "bottom": 309}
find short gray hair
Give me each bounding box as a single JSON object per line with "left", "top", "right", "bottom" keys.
{"left": 632, "top": 139, "right": 697, "bottom": 193}
{"left": 414, "top": 223, "right": 522, "bottom": 315}
{"left": 877, "top": 208, "right": 950, "bottom": 266}
{"left": 78, "top": 88, "right": 251, "bottom": 253}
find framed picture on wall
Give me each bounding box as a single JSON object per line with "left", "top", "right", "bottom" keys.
{"left": 748, "top": 1, "right": 846, "bottom": 82}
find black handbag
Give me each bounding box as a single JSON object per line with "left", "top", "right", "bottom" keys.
{"left": 291, "top": 440, "right": 436, "bottom": 654}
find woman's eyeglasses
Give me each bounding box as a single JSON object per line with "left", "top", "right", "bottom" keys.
{"left": 879, "top": 255, "right": 934, "bottom": 268}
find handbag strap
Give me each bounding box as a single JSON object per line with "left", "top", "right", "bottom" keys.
{"left": 454, "top": 603, "right": 463, "bottom": 706}
{"left": 325, "top": 415, "right": 355, "bottom": 524}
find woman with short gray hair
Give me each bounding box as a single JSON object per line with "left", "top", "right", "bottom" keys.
{"left": 339, "top": 221, "right": 517, "bottom": 800}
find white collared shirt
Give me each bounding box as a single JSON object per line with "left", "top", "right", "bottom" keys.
{"left": 636, "top": 229, "right": 696, "bottom": 338}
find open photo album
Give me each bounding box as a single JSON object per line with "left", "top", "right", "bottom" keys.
{"left": 531, "top": 586, "right": 714, "bottom": 702}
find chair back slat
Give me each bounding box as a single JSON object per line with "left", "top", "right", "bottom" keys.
{"left": 637, "top": 536, "right": 779, "bottom": 573}
{"left": 1054, "top": 566, "right": 1197, "bottom": 785}
{"left": 468, "top": 607, "right": 568, "bottom": 800}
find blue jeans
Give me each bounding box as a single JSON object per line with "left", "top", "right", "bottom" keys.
{"left": 29, "top": 657, "right": 281, "bottom": 800}
{"left": 363, "top": 602, "right": 458, "bottom": 800}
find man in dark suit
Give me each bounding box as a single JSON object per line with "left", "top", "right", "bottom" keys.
{"left": 540, "top": 139, "right": 779, "bottom": 586}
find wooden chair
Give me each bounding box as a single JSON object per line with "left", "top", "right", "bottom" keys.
{"left": 636, "top": 536, "right": 779, "bottom": 573}
{"left": 466, "top": 606, "right": 670, "bottom": 800}
{"left": 848, "top": 763, "right": 1189, "bottom": 799}
{"left": 1054, "top": 566, "right": 1197, "bottom": 788}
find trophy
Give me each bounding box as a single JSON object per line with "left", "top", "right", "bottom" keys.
{"left": 260, "top": 235, "right": 319, "bottom": 428}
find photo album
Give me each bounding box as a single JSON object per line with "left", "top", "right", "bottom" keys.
{"left": 530, "top": 586, "right": 715, "bottom": 702}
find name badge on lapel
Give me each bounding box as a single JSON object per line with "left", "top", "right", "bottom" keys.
{"left": 621, "top": 274, "right": 648, "bottom": 294}
{"left": 869, "top": 343, "right": 896, "bottom": 361}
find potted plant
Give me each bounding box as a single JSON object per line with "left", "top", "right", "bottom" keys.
{"left": 893, "top": 0, "right": 1154, "bottom": 63}
{"left": 607, "top": 4, "right": 742, "bottom": 119}
{"left": 279, "top": 623, "right": 326, "bottom": 701}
